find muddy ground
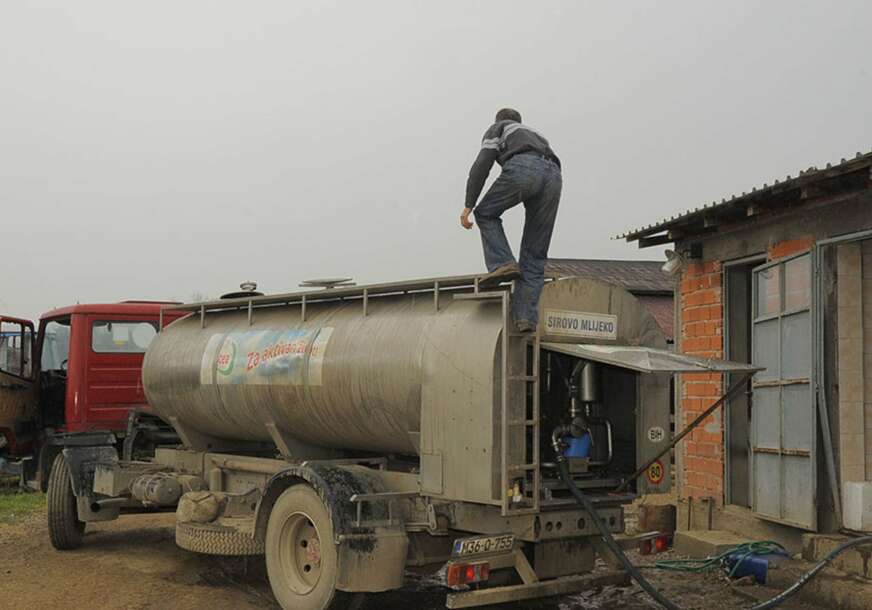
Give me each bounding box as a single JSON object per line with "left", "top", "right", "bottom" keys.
{"left": 0, "top": 505, "right": 819, "bottom": 610}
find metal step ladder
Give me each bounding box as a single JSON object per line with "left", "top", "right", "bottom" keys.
{"left": 504, "top": 306, "right": 541, "bottom": 517}
{"left": 456, "top": 278, "right": 541, "bottom": 516}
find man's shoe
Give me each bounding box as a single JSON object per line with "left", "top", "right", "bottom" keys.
{"left": 515, "top": 319, "right": 537, "bottom": 334}
{"left": 479, "top": 262, "right": 521, "bottom": 287}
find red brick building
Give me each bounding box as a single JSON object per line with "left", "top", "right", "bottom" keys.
{"left": 621, "top": 151, "right": 872, "bottom": 545}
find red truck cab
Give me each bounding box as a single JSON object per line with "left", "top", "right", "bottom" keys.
{"left": 0, "top": 301, "right": 185, "bottom": 488}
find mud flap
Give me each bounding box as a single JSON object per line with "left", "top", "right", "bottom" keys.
{"left": 337, "top": 527, "right": 409, "bottom": 592}
{"left": 58, "top": 434, "right": 119, "bottom": 522}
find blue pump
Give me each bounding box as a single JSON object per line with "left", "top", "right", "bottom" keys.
{"left": 563, "top": 432, "right": 591, "bottom": 458}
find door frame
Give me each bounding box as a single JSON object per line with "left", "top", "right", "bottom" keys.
{"left": 814, "top": 228, "right": 872, "bottom": 527}
{"left": 722, "top": 253, "right": 766, "bottom": 507}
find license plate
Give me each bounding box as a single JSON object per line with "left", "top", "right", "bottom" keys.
{"left": 452, "top": 534, "right": 515, "bottom": 557}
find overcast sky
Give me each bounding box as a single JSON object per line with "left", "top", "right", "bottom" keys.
{"left": 1, "top": 1, "right": 870, "bottom": 319}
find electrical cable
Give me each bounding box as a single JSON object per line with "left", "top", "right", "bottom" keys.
{"left": 557, "top": 459, "right": 872, "bottom": 610}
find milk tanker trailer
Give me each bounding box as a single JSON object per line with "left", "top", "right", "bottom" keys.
{"left": 44, "top": 274, "right": 756, "bottom": 609}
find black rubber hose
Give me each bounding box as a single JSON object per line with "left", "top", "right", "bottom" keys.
{"left": 558, "top": 460, "right": 681, "bottom": 610}
{"left": 557, "top": 460, "right": 872, "bottom": 610}
{"left": 746, "top": 534, "right": 872, "bottom": 610}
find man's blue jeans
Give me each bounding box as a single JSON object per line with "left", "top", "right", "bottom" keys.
{"left": 474, "top": 153, "right": 562, "bottom": 326}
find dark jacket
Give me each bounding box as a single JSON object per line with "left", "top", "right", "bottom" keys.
{"left": 465, "top": 120, "right": 560, "bottom": 208}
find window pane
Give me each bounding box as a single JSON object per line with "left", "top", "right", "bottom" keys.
{"left": 91, "top": 321, "right": 158, "bottom": 353}
{"left": 756, "top": 266, "right": 781, "bottom": 316}
{"left": 0, "top": 322, "right": 26, "bottom": 376}
{"left": 42, "top": 320, "right": 72, "bottom": 370}
{"left": 784, "top": 255, "right": 810, "bottom": 310}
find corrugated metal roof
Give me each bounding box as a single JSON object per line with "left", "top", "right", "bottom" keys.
{"left": 546, "top": 258, "right": 675, "bottom": 294}
{"left": 635, "top": 294, "right": 674, "bottom": 342}
{"left": 618, "top": 149, "right": 872, "bottom": 244}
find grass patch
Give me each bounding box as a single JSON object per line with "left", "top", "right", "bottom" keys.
{"left": 0, "top": 491, "right": 46, "bottom": 524}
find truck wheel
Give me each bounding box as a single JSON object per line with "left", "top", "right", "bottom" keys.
{"left": 47, "top": 453, "right": 85, "bottom": 550}
{"left": 265, "top": 484, "right": 364, "bottom": 610}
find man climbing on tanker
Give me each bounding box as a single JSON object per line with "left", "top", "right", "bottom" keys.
{"left": 460, "top": 107, "right": 562, "bottom": 333}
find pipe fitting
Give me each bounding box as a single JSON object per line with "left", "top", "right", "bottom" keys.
{"left": 551, "top": 424, "right": 572, "bottom": 462}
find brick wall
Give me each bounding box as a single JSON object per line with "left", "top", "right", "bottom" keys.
{"left": 679, "top": 261, "right": 725, "bottom": 501}
{"left": 677, "top": 237, "right": 813, "bottom": 504}
{"left": 768, "top": 236, "right": 813, "bottom": 260}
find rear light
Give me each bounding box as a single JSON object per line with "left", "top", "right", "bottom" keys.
{"left": 655, "top": 535, "right": 671, "bottom": 553}
{"left": 446, "top": 561, "right": 490, "bottom": 587}
{"left": 639, "top": 534, "right": 672, "bottom": 555}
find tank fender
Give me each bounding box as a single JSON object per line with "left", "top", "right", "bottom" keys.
{"left": 254, "top": 462, "right": 392, "bottom": 545}
{"left": 255, "top": 462, "right": 409, "bottom": 592}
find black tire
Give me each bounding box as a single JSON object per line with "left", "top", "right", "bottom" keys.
{"left": 38, "top": 445, "right": 60, "bottom": 492}
{"left": 47, "top": 453, "right": 85, "bottom": 550}
{"left": 265, "top": 484, "right": 365, "bottom": 610}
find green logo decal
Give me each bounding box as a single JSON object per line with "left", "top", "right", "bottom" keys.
{"left": 216, "top": 340, "right": 237, "bottom": 376}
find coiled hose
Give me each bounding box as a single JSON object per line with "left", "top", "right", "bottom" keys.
{"left": 652, "top": 540, "right": 787, "bottom": 576}
{"left": 557, "top": 460, "right": 872, "bottom": 610}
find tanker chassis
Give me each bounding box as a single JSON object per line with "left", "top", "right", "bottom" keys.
{"left": 45, "top": 275, "right": 756, "bottom": 609}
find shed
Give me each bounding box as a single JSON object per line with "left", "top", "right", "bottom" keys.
{"left": 620, "top": 150, "right": 872, "bottom": 544}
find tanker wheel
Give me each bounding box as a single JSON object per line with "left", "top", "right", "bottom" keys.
{"left": 265, "top": 484, "right": 365, "bottom": 610}
{"left": 46, "top": 453, "right": 85, "bottom": 550}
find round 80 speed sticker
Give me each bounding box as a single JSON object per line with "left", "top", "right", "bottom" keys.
{"left": 646, "top": 460, "right": 665, "bottom": 485}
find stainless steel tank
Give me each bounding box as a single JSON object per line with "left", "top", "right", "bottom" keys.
{"left": 142, "top": 277, "right": 665, "bottom": 456}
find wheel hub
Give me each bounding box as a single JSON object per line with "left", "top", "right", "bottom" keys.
{"left": 279, "top": 511, "right": 323, "bottom": 594}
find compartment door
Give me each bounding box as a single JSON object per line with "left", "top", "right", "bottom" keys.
{"left": 540, "top": 343, "right": 761, "bottom": 497}
{"left": 751, "top": 252, "right": 817, "bottom": 530}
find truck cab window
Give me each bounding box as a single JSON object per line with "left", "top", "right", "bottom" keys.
{"left": 41, "top": 319, "right": 72, "bottom": 371}
{"left": 91, "top": 321, "right": 158, "bottom": 353}
{"left": 0, "top": 321, "right": 33, "bottom": 378}
{"left": 39, "top": 318, "right": 72, "bottom": 429}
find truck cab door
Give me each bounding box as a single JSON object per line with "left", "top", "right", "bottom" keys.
{"left": 0, "top": 317, "right": 38, "bottom": 455}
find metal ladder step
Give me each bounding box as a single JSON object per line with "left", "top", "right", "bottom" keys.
{"left": 497, "top": 289, "right": 542, "bottom": 517}
{"left": 508, "top": 374, "right": 537, "bottom": 382}
{"left": 507, "top": 419, "right": 537, "bottom": 427}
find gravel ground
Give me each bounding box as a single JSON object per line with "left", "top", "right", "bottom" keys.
{"left": 0, "top": 506, "right": 820, "bottom": 610}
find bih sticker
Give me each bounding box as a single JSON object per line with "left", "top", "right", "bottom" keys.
{"left": 647, "top": 426, "right": 665, "bottom": 443}
{"left": 646, "top": 460, "right": 665, "bottom": 485}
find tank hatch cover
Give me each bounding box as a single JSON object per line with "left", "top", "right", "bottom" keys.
{"left": 220, "top": 281, "right": 264, "bottom": 300}
{"left": 541, "top": 343, "right": 763, "bottom": 375}
{"left": 299, "top": 278, "right": 356, "bottom": 289}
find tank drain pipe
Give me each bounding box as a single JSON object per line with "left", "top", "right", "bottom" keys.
{"left": 569, "top": 360, "right": 586, "bottom": 419}
{"left": 587, "top": 418, "right": 613, "bottom": 467}
{"left": 615, "top": 372, "right": 753, "bottom": 493}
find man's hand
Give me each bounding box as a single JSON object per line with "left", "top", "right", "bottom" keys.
{"left": 460, "top": 207, "right": 474, "bottom": 230}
